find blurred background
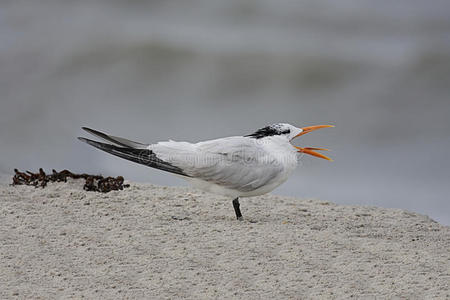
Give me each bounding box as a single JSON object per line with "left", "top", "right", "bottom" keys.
{"left": 1, "top": 0, "right": 449, "bottom": 224}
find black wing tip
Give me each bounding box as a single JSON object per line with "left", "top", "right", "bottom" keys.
{"left": 80, "top": 127, "right": 136, "bottom": 148}
{"left": 82, "top": 127, "right": 100, "bottom": 135}
{"left": 77, "top": 136, "right": 100, "bottom": 147}
{"left": 77, "top": 136, "right": 189, "bottom": 177}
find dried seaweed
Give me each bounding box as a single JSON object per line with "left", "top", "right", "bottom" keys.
{"left": 12, "top": 168, "right": 130, "bottom": 193}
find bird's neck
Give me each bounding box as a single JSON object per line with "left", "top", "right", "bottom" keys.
{"left": 261, "top": 136, "right": 297, "bottom": 154}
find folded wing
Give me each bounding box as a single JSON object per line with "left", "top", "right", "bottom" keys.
{"left": 151, "top": 137, "right": 284, "bottom": 192}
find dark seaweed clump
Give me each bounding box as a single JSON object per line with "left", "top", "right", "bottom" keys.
{"left": 12, "top": 168, "right": 130, "bottom": 193}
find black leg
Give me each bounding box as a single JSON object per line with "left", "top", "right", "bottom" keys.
{"left": 232, "top": 197, "right": 243, "bottom": 220}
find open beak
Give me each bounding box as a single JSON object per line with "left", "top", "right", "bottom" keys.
{"left": 294, "top": 146, "right": 333, "bottom": 161}
{"left": 293, "top": 125, "right": 334, "bottom": 161}
{"left": 294, "top": 125, "right": 335, "bottom": 138}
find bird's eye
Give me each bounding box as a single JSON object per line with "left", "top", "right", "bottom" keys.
{"left": 281, "top": 129, "right": 290, "bottom": 135}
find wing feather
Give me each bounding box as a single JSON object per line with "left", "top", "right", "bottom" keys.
{"left": 150, "top": 137, "right": 284, "bottom": 192}
{"left": 82, "top": 127, "right": 148, "bottom": 149}
{"left": 78, "top": 137, "right": 189, "bottom": 176}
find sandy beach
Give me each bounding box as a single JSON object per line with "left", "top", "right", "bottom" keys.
{"left": 1, "top": 180, "right": 449, "bottom": 299}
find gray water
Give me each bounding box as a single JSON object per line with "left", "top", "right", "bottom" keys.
{"left": 1, "top": 0, "right": 450, "bottom": 224}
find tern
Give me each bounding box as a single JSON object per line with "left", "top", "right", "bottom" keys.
{"left": 78, "top": 123, "right": 333, "bottom": 220}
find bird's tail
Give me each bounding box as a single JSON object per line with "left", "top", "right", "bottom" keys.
{"left": 78, "top": 128, "right": 189, "bottom": 177}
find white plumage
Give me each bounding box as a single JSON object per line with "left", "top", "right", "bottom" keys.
{"left": 79, "top": 123, "right": 333, "bottom": 219}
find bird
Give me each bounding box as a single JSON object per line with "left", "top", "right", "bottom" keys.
{"left": 78, "top": 123, "right": 333, "bottom": 220}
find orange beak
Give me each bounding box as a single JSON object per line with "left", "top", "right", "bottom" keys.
{"left": 293, "top": 125, "right": 334, "bottom": 161}
{"left": 294, "top": 125, "right": 335, "bottom": 138}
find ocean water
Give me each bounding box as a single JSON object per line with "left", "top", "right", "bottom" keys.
{"left": 1, "top": 0, "right": 450, "bottom": 224}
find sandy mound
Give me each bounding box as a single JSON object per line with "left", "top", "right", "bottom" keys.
{"left": 1, "top": 181, "right": 449, "bottom": 299}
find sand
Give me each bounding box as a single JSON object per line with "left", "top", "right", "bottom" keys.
{"left": 1, "top": 180, "right": 449, "bottom": 299}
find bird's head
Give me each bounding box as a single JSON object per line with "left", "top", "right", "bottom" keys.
{"left": 246, "top": 123, "right": 334, "bottom": 161}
